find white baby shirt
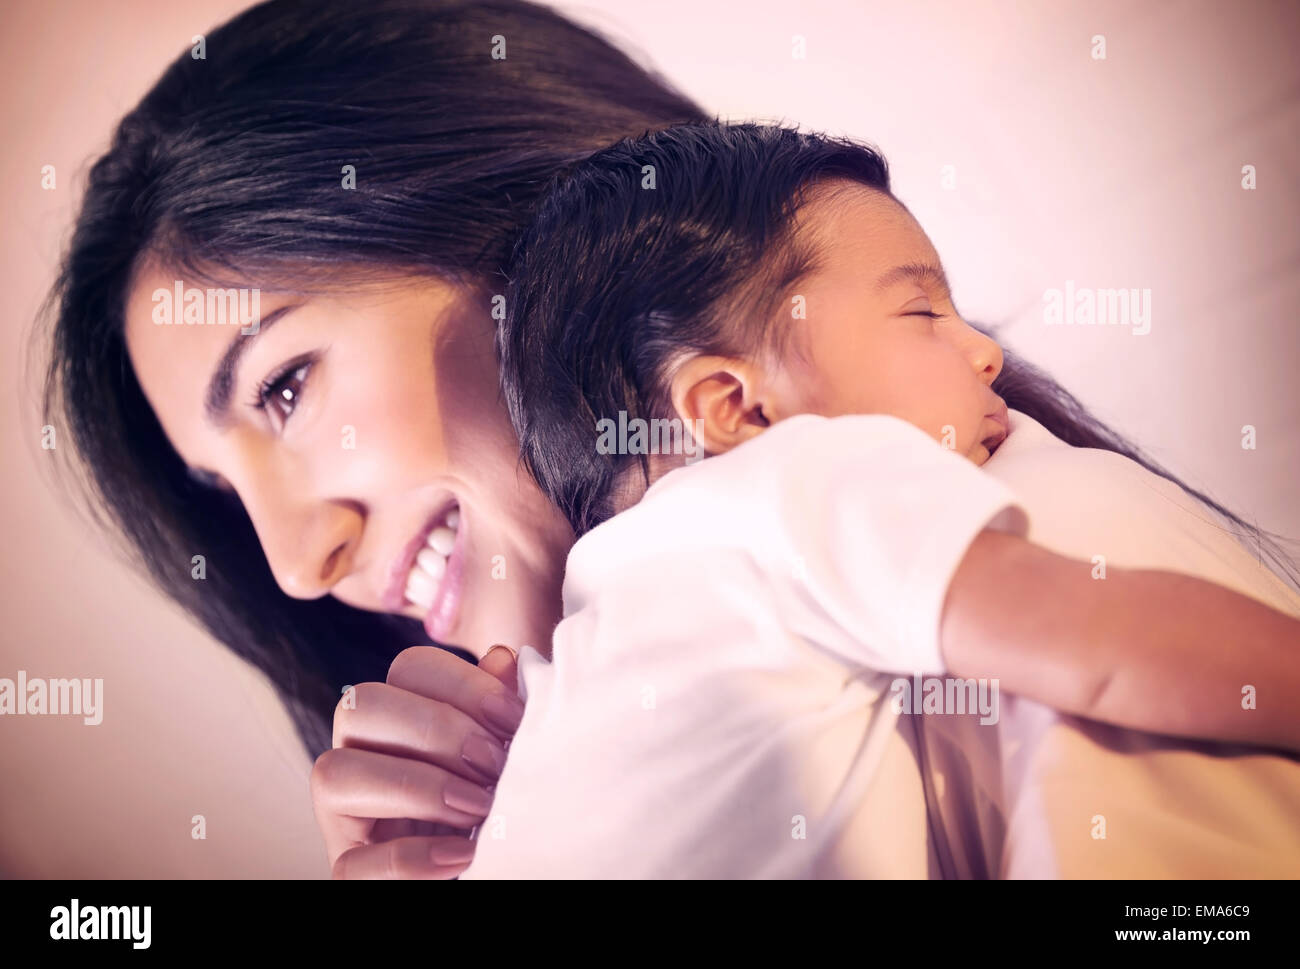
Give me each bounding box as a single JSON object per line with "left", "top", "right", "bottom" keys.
{"left": 460, "top": 412, "right": 1027, "bottom": 878}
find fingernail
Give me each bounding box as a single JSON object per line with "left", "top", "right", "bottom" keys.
{"left": 487, "top": 643, "right": 518, "bottom": 662}
{"left": 431, "top": 840, "right": 476, "bottom": 866}
{"left": 481, "top": 692, "right": 525, "bottom": 734}
{"left": 461, "top": 732, "right": 508, "bottom": 781}
{"left": 443, "top": 776, "right": 494, "bottom": 817}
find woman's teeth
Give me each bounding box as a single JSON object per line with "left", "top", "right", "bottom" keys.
{"left": 427, "top": 525, "right": 455, "bottom": 556}
{"left": 404, "top": 511, "right": 459, "bottom": 609}
{"left": 416, "top": 547, "right": 446, "bottom": 579}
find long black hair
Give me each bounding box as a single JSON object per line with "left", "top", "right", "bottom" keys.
{"left": 499, "top": 122, "right": 1298, "bottom": 581}
{"left": 35, "top": 0, "right": 710, "bottom": 758}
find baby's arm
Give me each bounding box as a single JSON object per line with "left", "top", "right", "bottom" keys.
{"left": 942, "top": 529, "right": 1300, "bottom": 753}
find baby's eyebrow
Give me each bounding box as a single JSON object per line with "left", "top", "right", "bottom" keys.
{"left": 874, "top": 261, "right": 951, "bottom": 297}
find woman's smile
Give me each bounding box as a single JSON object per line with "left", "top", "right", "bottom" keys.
{"left": 383, "top": 502, "right": 465, "bottom": 641}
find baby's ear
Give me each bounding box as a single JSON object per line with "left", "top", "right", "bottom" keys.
{"left": 668, "top": 355, "right": 770, "bottom": 455}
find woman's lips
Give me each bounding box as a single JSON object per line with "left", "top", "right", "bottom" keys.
{"left": 423, "top": 511, "right": 466, "bottom": 643}
{"left": 381, "top": 504, "right": 456, "bottom": 613}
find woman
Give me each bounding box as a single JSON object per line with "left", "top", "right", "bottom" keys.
{"left": 42, "top": 0, "right": 706, "bottom": 877}
{"left": 41, "top": 0, "right": 1294, "bottom": 878}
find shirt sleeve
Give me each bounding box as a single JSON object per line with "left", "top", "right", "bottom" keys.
{"left": 750, "top": 413, "right": 1029, "bottom": 676}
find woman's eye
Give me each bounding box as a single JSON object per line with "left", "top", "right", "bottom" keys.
{"left": 253, "top": 359, "right": 314, "bottom": 431}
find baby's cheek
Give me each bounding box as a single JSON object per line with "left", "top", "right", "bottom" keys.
{"left": 821, "top": 379, "right": 883, "bottom": 420}
{"left": 771, "top": 356, "right": 838, "bottom": 418}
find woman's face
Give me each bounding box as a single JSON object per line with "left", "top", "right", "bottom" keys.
{"left": 124, "top": 263, "right": 574, "bottom": 660}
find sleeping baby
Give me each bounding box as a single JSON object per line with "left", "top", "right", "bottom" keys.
{"left": 459, "top": 122, "right": 1300, "bottom": 878}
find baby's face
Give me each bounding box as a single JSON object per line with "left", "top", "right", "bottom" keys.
{"left": 766, "top": 181, "right": 1008, "bottom": 465}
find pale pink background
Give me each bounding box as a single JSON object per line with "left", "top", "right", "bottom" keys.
{"left": 2, "top": 0, "right": 1297, "bottom": 877}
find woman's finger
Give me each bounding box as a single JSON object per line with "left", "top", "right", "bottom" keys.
{"left": 331, "top": 835, "right": 477, "bottom": 880}
{"left": 478, "top": 643, "right": 519, "bottom": 688}
{"left": 386, "top": 646, "right": 526, "bottom": 741}
{"left": 332, "top": 681, "right": 508, "bottom": 785}
{"left": 311, "top": 745, "right": 494, "bottom": 834}
{"left": 371, "top": 818, "right": 467, "bottom": 841}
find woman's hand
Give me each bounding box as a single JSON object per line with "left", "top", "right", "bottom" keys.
{"left": 311, "top": 644, "right": 524, "bottom": 878}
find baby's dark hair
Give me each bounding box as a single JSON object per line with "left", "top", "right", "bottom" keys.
{"left": 499, "top": 121, "right": 1300, "bottom": 589}
{"left": 499, "top": 121, "right": 891, "bottom": 535}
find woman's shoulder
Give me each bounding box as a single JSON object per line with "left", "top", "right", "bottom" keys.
{"left": 987, "top": 410, "right": 1300, "bottom": 615}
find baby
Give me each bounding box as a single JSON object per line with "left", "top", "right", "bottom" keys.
{"left": 461, "top": 122, "right": 1300, "bottom": 878}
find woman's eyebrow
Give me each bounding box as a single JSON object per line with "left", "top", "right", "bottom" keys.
{"left": 874, "top": 261, "right": 951, "bottom": 297}
{"left": 204, "top": 304, "right": 302, "bottom": 427}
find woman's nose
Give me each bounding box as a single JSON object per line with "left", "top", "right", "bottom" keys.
{"left": 242, "top": 489, "right": 363, "bottom": 599}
